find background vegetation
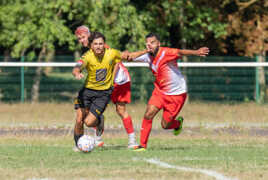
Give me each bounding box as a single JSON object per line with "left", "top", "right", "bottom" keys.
{"left": 0, "top": 0, "right": 267, "bottom": 102}
{"left": 0, "top": 0, "right": 266, "bottom": 57}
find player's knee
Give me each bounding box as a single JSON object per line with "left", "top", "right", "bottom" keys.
{"left": 116, "top": 104, "right": 127, "bottom": 118}
{"left": 116, "top": 108, "right": 124, "bottom": 118}
{"left": 76, "top": 115, "right": 84, "bottom": 124}
{"left": 161, "top": 121, "right": 169, "bottom": 129}
{"left": 83, "top": 116, "right": 97, "bottom": 127}
{"left": 144, "top": 111, "right": 154, "bottom": 119}
{"left": 83, "top": 119, "right": 91, "bottom": 127}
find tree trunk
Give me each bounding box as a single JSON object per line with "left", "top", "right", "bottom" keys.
{"left": 256, "top": 14, "right": 267, "bottom": 103}
{"left": 4, "top": 49, "right": 11, "bottom": 62}
{"left": 256, "top": 53, "right": 266, "bottom": 103}
{"left": 44, "top": 49, "right": 55, "bottom": 75}
{"left": 31, "top": 45, "right": 46, "bottom": 103}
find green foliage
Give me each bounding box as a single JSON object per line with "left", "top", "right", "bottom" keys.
{"left": 0, "top": 0, "right": 227, "bottom": 57}
{"left": 84, "top": 0, "right": 148, "bottom": 50}
{"left": 0, "top": 0, "right": 76, "bottom": 59}
{"left": 135, "top": 0, "right": 227, "bottom": 46}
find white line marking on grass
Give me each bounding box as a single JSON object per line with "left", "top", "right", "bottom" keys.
{"left": 27, "top": 178, "right": 54, "bottom": 180}
{"left": 145, "top": 158, "right": 238, "bottom": 180}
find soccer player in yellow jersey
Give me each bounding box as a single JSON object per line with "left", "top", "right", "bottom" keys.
{"left": 75, "top": 25, "right": 138, "bottom": 149}
{"left": 72, "top": 31, "right": 146, "bottom": 150}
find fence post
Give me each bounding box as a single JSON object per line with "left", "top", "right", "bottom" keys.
{"left": 20, "top": 56, "right": 24, "bottom": 103}
{"left": 255, "top": 56, "right": 260, "bottom": 103}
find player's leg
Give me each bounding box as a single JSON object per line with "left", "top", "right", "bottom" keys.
{"left": 83, "top": 112, "right": 99, "bottom": 127}
{"left": 73, "top": 91, "right": 88, "bottom": 151}
{"left": 135, "top": 104, "right": 160, "bottom": 151}
{"left": 160, "top": 93, "right": 187, "bottom": 135}
{"left": 94, "top": 114, "right": 105, "bottom": 147}
{"left": 135, "top": 89, "right": 164, "bottom": 151}
{"left": 73, "top": 108, "right": 86, "bottom": 151}
{"left": 113, "top": 82, "right": 138, "bottom": 148}
{"left": 116, "top": 102, "right": 138, "bottom": 148}
{"left": 84, "top": 88, "right": 112, "bottom": 139}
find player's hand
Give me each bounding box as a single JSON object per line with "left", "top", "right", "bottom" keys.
{"left": 121, "top": 50, "right": 131, "bottom": 61}
{"left": 197, "top": 47, "right": 209, "bottom": 57}
{"left": 75, "top": 73, "right": 84, "bottom": 80}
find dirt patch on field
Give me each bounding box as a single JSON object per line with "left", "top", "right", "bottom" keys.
{"left": 1, "top": 127, "right": 268, "bottom": 137}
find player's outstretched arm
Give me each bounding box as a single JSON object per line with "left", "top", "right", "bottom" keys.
{"left": 72, "top": 65, "right": 84, "bottom": 80}
{"left": 121, "top": 49, "right": 148, "bottom": 61}
{"left": 179, "top": 47, "right": 209, "bottom": 57}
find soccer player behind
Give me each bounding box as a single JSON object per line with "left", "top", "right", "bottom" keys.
{"left": 132, "top": 33, "right": 209, "bottom": 151}
{"left": 73, "top": 26, "right": 105, "bottom": 149}
{"left": 74, "top": 26, "right": 138, "bottom": 149}
{"left": 72, "top": 31, "right": 145, "bottom": 151}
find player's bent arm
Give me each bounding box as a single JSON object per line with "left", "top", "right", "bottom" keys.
{"left": 121, "top": 49, "right": 148, "bottom": 61}
{"left": 179, "top": 47, "right": 209, "bottom": 57}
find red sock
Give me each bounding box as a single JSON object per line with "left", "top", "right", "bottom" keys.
{"left": 167, "top": 119, "right": 180, "bottom": 129}
{"left": 122, "top": 116, "right": 134, "bottom": 134}
{"left": 140, "top": 118, "right": 153, "bottom": 148}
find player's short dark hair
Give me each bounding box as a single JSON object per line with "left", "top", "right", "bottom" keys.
{"left": 146, "top": 33, "right": 160, "bottom": 41}
{"left": 89, "top": 31, "right": 106, "bottom": 44}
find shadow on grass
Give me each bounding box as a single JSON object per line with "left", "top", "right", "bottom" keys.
{"left": 97, "top": 145, "right": 127, "bottom": 151}
{"left": 150, "top": 145, "right": 190, "bottom": 151}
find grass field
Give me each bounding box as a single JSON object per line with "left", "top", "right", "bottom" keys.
{"left": 0, "top": 102, "right": 268, "bottom": 180}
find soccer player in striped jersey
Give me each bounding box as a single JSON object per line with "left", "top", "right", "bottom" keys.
{"left": 132, "top": 33, "right": 209, "bottom": 151}
{"left": 73, "top": 30, "right": 142, "bottom": 151}
{"left": 111, "top": 62, "right": 138, "bottom": 148}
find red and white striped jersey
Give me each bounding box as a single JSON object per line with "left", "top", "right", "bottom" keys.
{"left": 114, "top": 62, "right": 131, "bottom": 85}
{"left": 134, "top": 47, "right": 187, "bottom": 95}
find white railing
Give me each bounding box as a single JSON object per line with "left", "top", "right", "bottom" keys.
{"left": 1, "top": 62, "right": 268, "bottom": 67}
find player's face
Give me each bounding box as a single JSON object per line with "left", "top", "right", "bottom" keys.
{"left": 91, "top": 37, "right": 105, "bottom": 57}
{"left": 76, "top": 33, "right": 90, "bottom": 47}
{"left": 146, "top": 36, "right": 160, "bottom": 56}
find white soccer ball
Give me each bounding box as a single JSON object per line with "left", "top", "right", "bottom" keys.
{"left": 77, "top": 135, "right": 95, "bottom": 152}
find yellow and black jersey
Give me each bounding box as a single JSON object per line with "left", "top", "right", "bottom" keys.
{"left": 78, "top": 48, "right": 122, "bottom": 90}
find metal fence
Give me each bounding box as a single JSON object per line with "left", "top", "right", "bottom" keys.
{"left": 0, "top": 55, "right": 267, "bottom": 103}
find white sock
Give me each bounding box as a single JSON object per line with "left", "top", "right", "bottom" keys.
{"left": 95, "top": 135, "right": 102, "bottom": 141}
{"left": 128, "top": 132, "right": 136, "bottom": 141}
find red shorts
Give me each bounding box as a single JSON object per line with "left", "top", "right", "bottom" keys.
{"left": 148, "top": 89, "right": 187, "bottom": 123}
{"left": 111, "top": 82, "right": 131, "bottom": 104}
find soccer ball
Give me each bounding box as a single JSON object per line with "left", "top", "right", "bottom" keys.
{"left": 77, "top": 135, "right": 95, "bottom": 152}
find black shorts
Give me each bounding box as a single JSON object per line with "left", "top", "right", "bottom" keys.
{"left": 74, "top": 87, "right": 113, "bottom": 118}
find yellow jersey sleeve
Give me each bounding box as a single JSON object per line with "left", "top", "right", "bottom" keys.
{"left": 113, "top": 49, "right": 122, "bottom": 64}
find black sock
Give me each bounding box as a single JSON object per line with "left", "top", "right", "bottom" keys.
{"left": 98, "top": 114, "right": 104, "bottom": 125}
{"left": 74, "top": 134, "right": 83, "bottom": 146}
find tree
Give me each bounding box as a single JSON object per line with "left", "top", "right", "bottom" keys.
{"left": 0, "top": 0, "right": 76, "bottom": 102}
{"left": 72, "top": 0, "right": 148, "bottom": 51}
{"left": 223, "top": 0, "right": 268, "bottom": 102}
{"left": 131, "top": 0, "right": 227, "bottom": 49}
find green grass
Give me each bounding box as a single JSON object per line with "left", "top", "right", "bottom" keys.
{"left": 0, "top": 134, "right": 268, "bottom": 180}
{"left": 1, "top": 102, "right": 268, "bottom": 179}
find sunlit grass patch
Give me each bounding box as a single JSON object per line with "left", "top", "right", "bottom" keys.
{"left": 0, "top": 134, "right": 268, "bottom": 180}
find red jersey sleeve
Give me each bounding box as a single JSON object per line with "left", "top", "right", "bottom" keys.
{"left": 161, "top": 47, "right": 181, "bottom": 63}
{"left": 104, "top": 43, "right": 110, "bottom": 49}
